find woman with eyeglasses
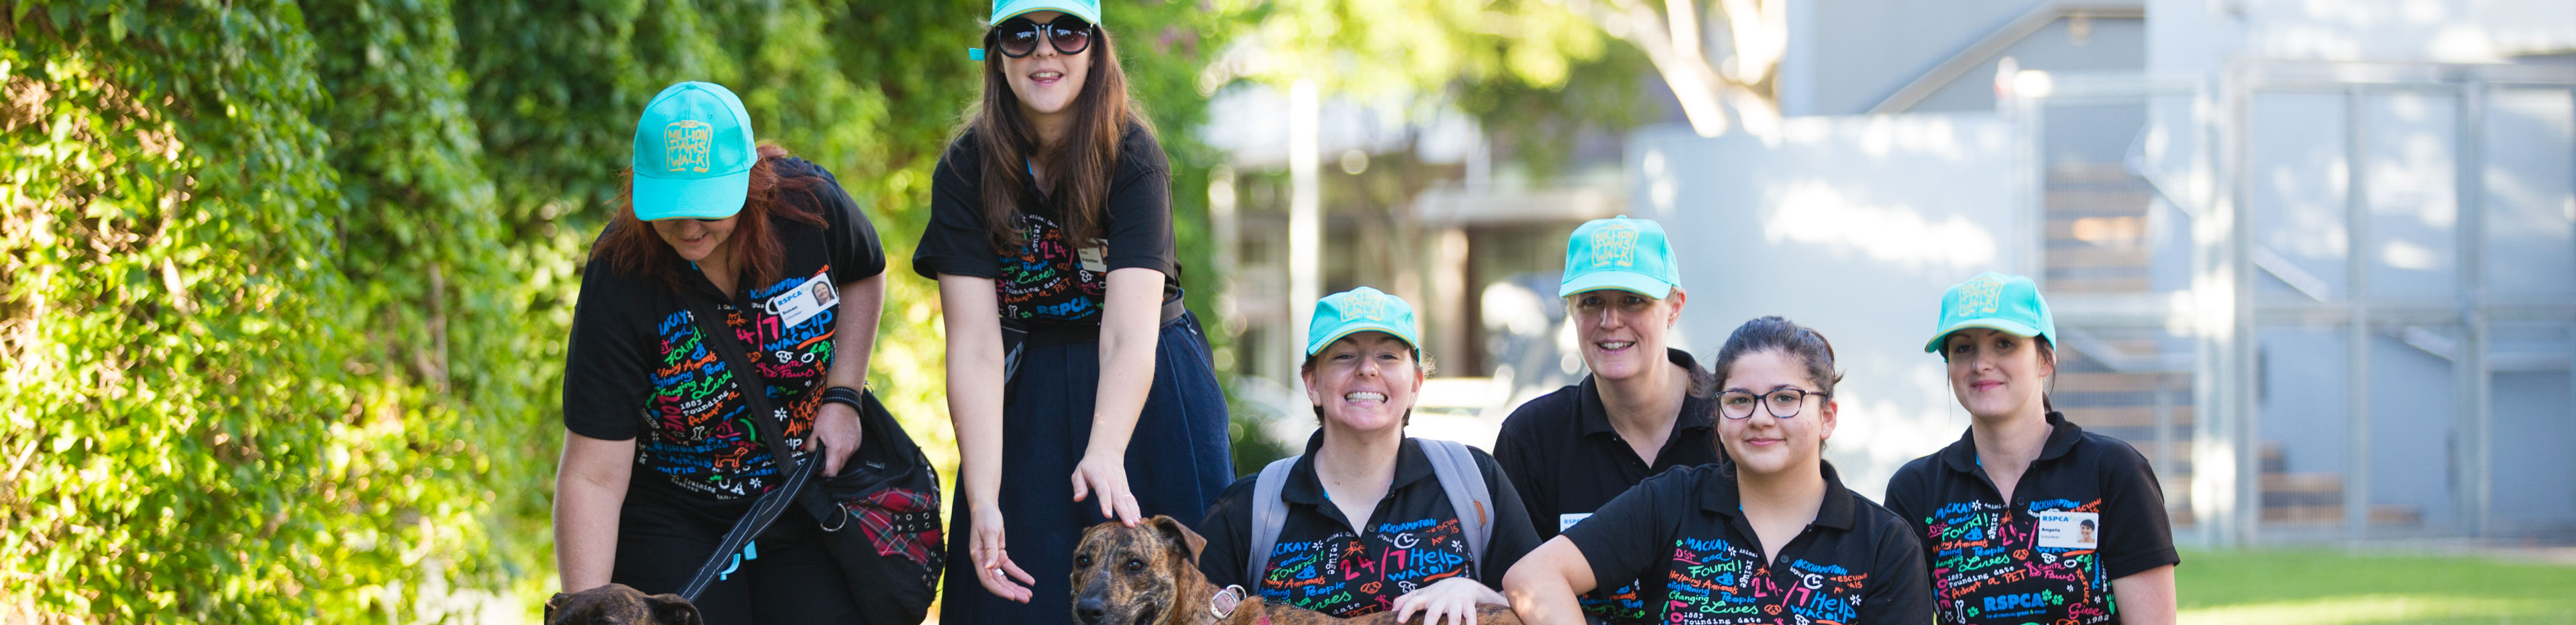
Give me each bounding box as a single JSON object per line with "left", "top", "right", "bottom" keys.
{"left": 554, "top": 81, "right": 888, "bottom": 625}
{"left": 914, "top": 1, "right": 1232, "bottom": 624}
{"left": 1503, "top": 317, "right": 1933, "bottom": 625}
{"left": 1882, "top": 274, "right": 2178, "bottom": 625}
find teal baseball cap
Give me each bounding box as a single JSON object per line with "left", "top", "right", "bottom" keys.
{"left": 630, "top": 81, "right": 757, "bottom": 221}
{"left": 971, "top": 0, "right": 1104, "bottom": 61}
{"left": 991, "top": 0, "right": 1099, "bottom": 24}
{"left": 1925, "top": 272, "right": 2057, "bottom": 353}
{"left": 1306, "top": 287, "right": 1419, "bottom": 357}
{"left": 1559, "top": 215, "right": 1680, "bottom": 298}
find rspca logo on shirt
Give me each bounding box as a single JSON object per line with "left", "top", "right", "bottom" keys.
{"left": 664, "top": 119, "right": 714, "bottom": 173}
{"left": 1590, "top": 225, "right": 1640, "bottom": 268}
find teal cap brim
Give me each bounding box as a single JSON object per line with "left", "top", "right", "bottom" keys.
{"left": 632, "top": 169, "right": 751, "bottom": 221}
{"left": 1923, "top": 319, "right": 2046, "bottom": 353}
{"left": 1558, "top": 270, "right": 1674, "bottom": 298}
{"left": 1306, "top": 325, "right": 1419, "bottom": 357}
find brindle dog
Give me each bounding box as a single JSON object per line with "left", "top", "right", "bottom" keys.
{"left": 1072, "top": 516, "right": 1523, "bottom": 625}
{"left": 543, "top": 583, "right": 702, "bottom": 625}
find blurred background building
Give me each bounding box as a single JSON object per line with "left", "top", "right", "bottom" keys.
{"left": 1201, "top": 0, "right": 2576, "bottom": 548}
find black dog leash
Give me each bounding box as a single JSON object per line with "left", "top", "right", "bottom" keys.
{"left": 675, "top": 294, "right": 820, "bottom": 603}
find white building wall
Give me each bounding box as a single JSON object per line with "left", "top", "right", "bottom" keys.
{"left": 1627, "top": 113, "right": 2025, "bottom": 498}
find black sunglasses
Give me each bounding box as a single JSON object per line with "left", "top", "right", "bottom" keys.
{"left": 990, "top": 15, "right": 1094, "bottom": 58}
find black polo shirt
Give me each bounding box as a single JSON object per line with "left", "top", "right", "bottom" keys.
{"left": 562, "top": 157, "right": 886, "bottom": 502}
{"left": 1556, "top": 460, "right": 1927, "bottom": 622}
{"left": 1882, "top": 412, "right": 2179, "bottom": 625}
{"left": 1494, "top": 347, "right": 1721, "bottom": 622}
{"left": 1196, "top": 435, "right": 1544, "bottom": 618}
{"left": 1564, "top": 461, "right": 1933, "bottom": 625}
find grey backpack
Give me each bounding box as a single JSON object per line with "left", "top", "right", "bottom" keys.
{"left": 1244, "top": 439, "right": 1495, "bottom": 585}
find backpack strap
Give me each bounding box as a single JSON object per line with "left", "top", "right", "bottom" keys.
{"left": 1244, "top": 456, "right": 1299, "bottom": 585}
{"left": 1419, "top": 439, "right": 1494, "bottom": 580}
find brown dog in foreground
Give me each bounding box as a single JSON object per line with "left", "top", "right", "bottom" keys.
{"left": 544, "top": 583, "right": 701, "bottom": 625}
{"left": 1073, "top": 516, "right": 1522, "bottom": 625}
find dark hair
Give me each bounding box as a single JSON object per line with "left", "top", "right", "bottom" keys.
{"left": 1710, "top": 316, "right": 1843, "bottom": 398}
{"left": 1705, "top": 317, "right": 1842, "bottom": 471}
{"left": 954, "top": 21, "right": 1150, "bottom": 251}
{"left": 591, "top": 144, "right": 827, "bottom": 292}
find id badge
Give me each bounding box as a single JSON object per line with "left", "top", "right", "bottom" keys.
{"left": 2034, "top": 510, "right": 2100, "bottom": 549}
{"left": 1558, "top": 512, "right": 1593, "bottom": 532}
{"left": 770, "top": 273, "right": 839, "bottom": 329}
{"left": 1077, "top": 245, "right": 1109, "bottom": 273}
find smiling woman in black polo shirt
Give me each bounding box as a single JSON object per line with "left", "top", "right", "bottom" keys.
{"left": 1197, "top": 288, "right": 1542, "bottom": 625}
{"left": 1504, "top": 317, "right": 1933, "bottom": 625}
{"left": 1882, "top": 273, "right": 2178, "bottom": 625}
{"left": 1494, "top": 216, "right": 1720, "bottom": 624}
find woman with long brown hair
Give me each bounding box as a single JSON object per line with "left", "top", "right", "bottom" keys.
{"left": 554, "top": 81, "right": 889, "bottom": 624}
{"left": 913, "top": 2, "right": 1232, "bottom": 624}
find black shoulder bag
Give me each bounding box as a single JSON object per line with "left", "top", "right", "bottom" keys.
{"left": 680, "top": 294, "right": 943, "bottom": 624}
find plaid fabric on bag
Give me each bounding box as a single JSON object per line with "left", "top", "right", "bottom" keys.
{"left": 849, "top": 488, "right": 942, "bottom": 566}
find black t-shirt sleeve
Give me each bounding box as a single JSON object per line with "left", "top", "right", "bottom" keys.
{"left": 1491, "top": 405, "right": 1556, "bottom": 541}
{"left": 1861, "top": 512, "right": 1937, "bottom": 624}
{"left": 1099, "top": 126, "right": 1176, "bottom": 276}
{"left": 790, "top": 160, "right": 886, "bottom": 282}
{"left": 1473, "top": 448, "right": 1543, "bottom": 590}
{"left": 1195, "top": 475, "right": 1259, "bottom": 589}
{"left": 1562, "top": 469, "right": 1684, "bottom": 593}
{"left": 560, "top": 253, "right": 653, "bottom": 441}
{"left": 916, "top": 136, "right": 1002, "bottom": 280}
{"left": 2094, "top": 441, "right": 2180, "bottom": 579}
{"left": 1882, "top": 460, "right": 1928, "bottom": 538}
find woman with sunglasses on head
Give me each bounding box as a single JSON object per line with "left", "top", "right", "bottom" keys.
{"left": 1504, "top": 317, "right": 1933, "bottom": 625}
{"left": 915, "top": 1, "right": 1233, "bottom": 624}
{"left": 554, "top": 81, "right": 888, "bottom": 625}
{"left": 1882, "top": 274, "right": 2178, "bottom": 625}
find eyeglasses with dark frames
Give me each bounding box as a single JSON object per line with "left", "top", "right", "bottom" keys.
{"left": 1716, "top": 388, "right": 1829, "bottom": 420}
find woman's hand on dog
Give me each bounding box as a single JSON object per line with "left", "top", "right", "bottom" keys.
{"left": 971, "top": 505, "right": 1038, "bottom": 602}
{"left": 1070, "top": 447, "right": 1142, "bottom": 526}
{"left": 805, "top": 402, "right": 864, "bottom": 477}
{"left": 1389, "top": 577, "right": 1507, "bottom": 625}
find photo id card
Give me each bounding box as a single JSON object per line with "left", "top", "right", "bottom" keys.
{"left": 2034, "top": 510, "right": 2100, "bottom": 549}
{"left": 772, "top": 274, "right": 838, "bottom": 329}
{"left": 1077, "top": 245, "right": 1110, "bottom": 273}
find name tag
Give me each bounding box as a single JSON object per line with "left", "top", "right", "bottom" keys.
{"left": 2034, "top": 510, "right": 2100, "bottom": 549}
{"left": 1078, "top": 245, "right": 1109, "bottom": 272}
{"left": 770, "top": 274, "right": 838, "bottom": 329}
{"left": 1559, "top": 513, "right": 1593, "bottom": 532}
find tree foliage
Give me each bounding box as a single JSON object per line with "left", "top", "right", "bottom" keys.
{"left": 1, "top": 0, "right": 1242, "bottom": 622}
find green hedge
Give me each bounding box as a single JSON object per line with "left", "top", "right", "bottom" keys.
{"left": 0, "top": 1, "right": 1243, "bottom": 621}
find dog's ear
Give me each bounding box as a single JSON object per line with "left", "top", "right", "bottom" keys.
{"left": 644, "top": 592, "right": 702, "bottom": 625}
{"left": 543, "top": 591, "right": 570, "bottom": 622}
{"left": 1146, "top": 514, "right": 1208, "bottom": 565}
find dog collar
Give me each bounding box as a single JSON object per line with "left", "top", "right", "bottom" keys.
{"left": 1208, "top": 584, "right": 1246, "bottom": 620}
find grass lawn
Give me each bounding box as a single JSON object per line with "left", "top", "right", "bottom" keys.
{"left": 2177, "top": 549, "right": 2576, "bottom": 624}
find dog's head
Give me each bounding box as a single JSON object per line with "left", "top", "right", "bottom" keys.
{"left": 543, "top": 583, "right": 701, "bottom": 625}
{"left": 1071, "top": 515, "right": 1210, "bottom": 625}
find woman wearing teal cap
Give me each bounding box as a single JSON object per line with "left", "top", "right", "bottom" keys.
{"left": 555, "top": 80, "right": 888, "bottom": 624}
{"left": 1882, "top": 273, "right": 2178, "bottom": 625}
{"left": 1194, "top": 287, "right": 1540, "bottom": 624}
{"left": 1493, "top": 215, "right": 1720, "bottom": 624}
{"left": 914, "top": 1, "right": 1233, "bottom": 623}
